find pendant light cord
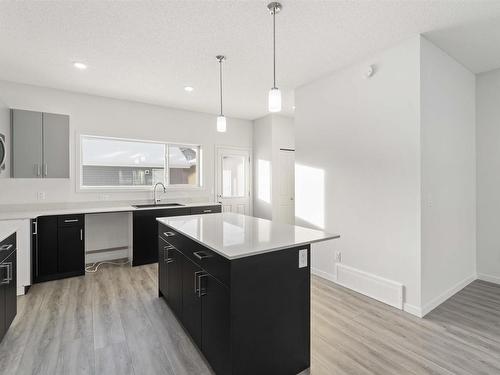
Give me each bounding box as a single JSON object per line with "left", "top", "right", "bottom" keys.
{"left": 219, "top": 58, "right": 223, "bottom": 116}
{"left": 273, "top": 8, "right": 276, "bottom": 89}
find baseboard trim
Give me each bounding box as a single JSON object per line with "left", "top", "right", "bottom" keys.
{"left": 311, "top": 267, "right": 336, "bottom": 283}
{"left": 421, "top": 274, "right": 477, "bottom": 317}
{"left": 403, "top": 303, "right": 423, "bottom": 318}
{"left": 477, "top": 273, "right": 500, "bottom": 285}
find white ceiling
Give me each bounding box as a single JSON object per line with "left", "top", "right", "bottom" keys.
{"left": 425, "top": 15, "right": 500, "bottom": 74}
{"left": 1, "top": 1, "right": 500, "bottom": 120}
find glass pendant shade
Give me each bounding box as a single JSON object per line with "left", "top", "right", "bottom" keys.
{"left": 268, "top": 87, "right": 282, "bottom": 112}
{"left": 217, "top": 115, "right": 227, "bottom": 133}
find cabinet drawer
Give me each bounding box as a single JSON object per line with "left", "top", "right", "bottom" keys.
{"left": 0, "top": 233, "right": 16, "bottom": 264}
{"left": 190, "top": 205, "right": 222, "bottom": 215}
{"left": 57, "top": 214, "right": 84, "bottom": 227}
{"left": 159, "top": 225, "right": 230, "bottom": 287}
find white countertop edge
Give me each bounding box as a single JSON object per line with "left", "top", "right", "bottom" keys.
{"left": 157, "top": 216, "right": 340, "bottom": 260}
{"left": 0, "top": 202, "right": 221, "bottom": 221}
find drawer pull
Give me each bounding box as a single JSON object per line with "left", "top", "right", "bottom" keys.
{"left": 193, "top": 251, "right": 212, "bottom": 260}
{"left": 164, "top": 232, "right": 175, "bottom": 237}
{"left": 203, "top": 209, "right": 212, "bottom": 213}
{"left": 0, "top": 262, "right": 12, "bottom": 285}
{"left": 0, "top": 244, "right": 13, "bottom": 251}
{"left": 194, "top": 270, "right": 204, "bottom": 294}
{"left": 197, "top": 273, "right": 207, "bottom": 297}
{"left": 64, "top": 219, "right": 79, "bottom": 223}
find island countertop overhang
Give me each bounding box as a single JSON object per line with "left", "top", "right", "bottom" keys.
{"left": 156, "top": 212, "right": 339, "bottom": 260}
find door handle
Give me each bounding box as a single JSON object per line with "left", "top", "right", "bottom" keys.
{"left": 64, "top": 219, "right": 79, "bottom": 223}
{"left": 194, "top": 270, "right": 204, "bottom": 294}
{"left": 0, "top": 263, "right": 11, "bottom": 285}
{"left": 33, "top": 220, "right": 37, "bottom": 235}
{"left": 35, "top": 164, "right": 41, "bottom": 177}
{"left": 193, "top": 251, "right": 212, "bottom": 260}
{"left": 43, "top": 163, "right": 48, "bottom": 177}
{"left": 80, "top": 229, "right": 83, "bottom": 241}
{"left": 164, "top": 231, "right": 175, "bottom": 237}
{"left": 164, "top": 247, "right": 174, "bottom": 263}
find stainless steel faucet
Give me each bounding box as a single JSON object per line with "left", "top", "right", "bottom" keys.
{"left": 153, "top": 182, "right": 167, "bottom": 204}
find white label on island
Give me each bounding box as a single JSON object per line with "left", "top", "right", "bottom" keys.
{"left": 299, "top": 248, "right": 308, "bottom": 268}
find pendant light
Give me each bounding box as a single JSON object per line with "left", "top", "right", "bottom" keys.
{"left": 216, "top": 55, "right": 227, "bottom": 132}
{"left": 268, "top": 2, "right": 282, "bottom": 113}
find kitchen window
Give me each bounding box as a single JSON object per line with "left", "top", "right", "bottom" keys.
{"left": 80, "top": 135, "right": 201, "bottom": 189}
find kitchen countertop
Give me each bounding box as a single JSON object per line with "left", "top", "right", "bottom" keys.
{"left": 157, "top": 212, "right": 339, "bottom": 260}
{"left": 0, "top": 201, "right": 221, "bottom": 221}
{"left": 0, "top": 220, "right": 20, "bottom": 242}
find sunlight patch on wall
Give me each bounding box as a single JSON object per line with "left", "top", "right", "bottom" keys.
{"left": 295, "top": 164, "right": 325, "bottom": 229}
{"left": 257, "top": 159, "right": 271, "bottom": 203}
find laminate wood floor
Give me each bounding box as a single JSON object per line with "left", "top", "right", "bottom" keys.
{"left": 0, "top": 264, "right": 499, "bottom": 375}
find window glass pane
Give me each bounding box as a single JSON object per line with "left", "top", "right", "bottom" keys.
{"left": 81, "top": 137, "right": 165, "bottom": 187}
{"left": 222, "top": 155, "right": 245, "bottom": 197}
{"left": 168, "top": 145, "right": 198, "bottom": 185}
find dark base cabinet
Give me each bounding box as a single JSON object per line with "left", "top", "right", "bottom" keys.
{"left": 32, "top": 215, "right": 85, "bottom": 283}
{"left": 134, "top": 205, "right": 221, "bottom": 267}
{"left": 0, "top": 233, "right": 17, "bottom": 342}
{"left": 158, "top": 223, "right": 311, "bottom": 375}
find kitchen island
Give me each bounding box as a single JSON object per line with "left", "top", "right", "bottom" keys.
{"left": 157, "top": 212, "right": 339, "bottom": 375}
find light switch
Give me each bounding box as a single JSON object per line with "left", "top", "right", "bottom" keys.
{"left": 299, "top": 249, "right": 308, "bottom": 268}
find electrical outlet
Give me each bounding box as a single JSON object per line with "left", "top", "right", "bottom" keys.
{"left": 335, "top": 251, "right": 342, "bottom": 263}
{"left": 298, "top": 249, "right": 308, "bottom": 268}
{"left": 37, "top": 192, "right": 46, "bottom": 201}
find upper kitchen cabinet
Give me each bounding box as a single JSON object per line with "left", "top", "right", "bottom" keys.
{"left": 11, "top": 109, "right": 69, "bottom": 178}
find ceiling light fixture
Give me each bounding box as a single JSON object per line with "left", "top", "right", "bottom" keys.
{"left": 216, "top": 55, "right": 227, "bottom": 133}
{"left": 73, "top": 62, "right": 87, "bottom": 70}
{"left": 268, "top": 2, "right": 282, "bottom": 113}
{"left": 184, "top": 86, "right": 194, "bottom": 92}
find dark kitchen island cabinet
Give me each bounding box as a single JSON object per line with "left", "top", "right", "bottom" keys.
{"left": 157, "top": 213, "right": 339, "bottom": 375}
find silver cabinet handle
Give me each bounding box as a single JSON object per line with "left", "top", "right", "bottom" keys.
{"left": 193, "top": 251, "right": 212, "bottom": 260}
{"left": 64, "top": 219, "right": 79, "bottom": 223}
{"left": 33, "top": 220, "right": 37, "bottom": 235}
{"left": 203, "top": 209, "right": 212, "bottom": 213}
{"left": 80, "top": 229, "right": 83, "bottom": 241}
{"left": 43, "top": 163, "right": 48, "bottom": 177}
{"left": 164, "top": 247, "right": 174, "bottom": 263}
{"left": 197, "top": 273, "right": 207, "bottom": 297}
{"left": 0, "top": 263, "right": 11, "bottom": 285}
{"left": 35, "top": 164, "right": 41, "bottom": 176}
{"left": 164, "top": 231, "right": 175, "bottom": 237}
{"left": 194, "top": 270, "right": 204, "bottom": 294}
{"left": 0, "top": 244, "right": 13, "bottom": 251}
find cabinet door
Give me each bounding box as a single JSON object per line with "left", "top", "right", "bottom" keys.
{"left": 3, "top": 251, "right": 17, "bottom": 331}
{"left": 35, "top": 216, "right": 58, "bottom": 281}
{"left": 11, "top": 109, "right": 43, "bottom": 178}
{"left": 58, "top": 222, "right": 84, "bottom": 275}
{"left": 166, "top": 248, "right": 183, "bottom": 318}
{"left": 158, "top": 238, "right": 168, "bottom": 298}
{"left": 202, "top": 274, "right": 231, "bottom": 375}
{"left": 42, "top": 113, "right": 69, "bottom": 178}
{"left": 0, "top": 268, "right": 6, "bottom": 340}
{"left": 182, "top": 257, "right": 202, "bottom": 347}
{"left": 133, "top": 208, "right": 190, "bottom": 266}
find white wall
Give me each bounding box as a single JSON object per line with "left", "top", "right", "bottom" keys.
{"left": 477, "top": 68, "right": 500, "bottom": 285}
{"left": 295, "top": 37, "right": 422, "bottom": 308}
{"left": 253, "top": 114, "right": 294, "bottom": 221}
{"left": 420, "top": 37, "right": 476, "bottom": 311}
{"left": 0, "top": 97, "right": 9, "bottom": 178}
{"left": 0, "top": 80, "right": 253, "bottom": 205}
{"left": 253, "top": 115, "right": 273, "bottom": 219}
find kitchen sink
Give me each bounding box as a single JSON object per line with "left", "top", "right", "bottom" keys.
{"left": 133, "top": 203, "right": 185, "bottom": 208}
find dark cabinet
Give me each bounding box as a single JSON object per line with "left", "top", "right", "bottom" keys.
{"left": 166, "top": 247, "right": 183, "bottom": 318}
{"left": 133, "top": 207, "right": 190, "bottom": 266}
{"left": 158, "top": 238, "right": 168, "bottom": 298}
{"left": 133, "top": 205, "right": 221, "bottom": 267}
{"left": 182, "top": 257, "right": 203, "bottom": 348}
{"left": 0, "top": 233, "right": 17, "bottom": 342}
{"left": 201, "top": 273, "right": 231, "bottom": 375}
{"left": 33, "top": 215, "right": 85, "bottom": 283}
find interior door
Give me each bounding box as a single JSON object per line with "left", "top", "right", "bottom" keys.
{"left": 277, "top": 149, "right": 295, "bottom": 224}
{"left": 216, "top": 147, "right": 251, "bottom": 214}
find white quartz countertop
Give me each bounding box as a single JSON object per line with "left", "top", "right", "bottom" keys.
{"left": 0, "top": 201, "right": 220, "bottom": 221}
{"left": 157, "top": 212, "right": 339, "bottom": 260}
{"left": 0, "top": 221, "right": 20, "bottom": 242}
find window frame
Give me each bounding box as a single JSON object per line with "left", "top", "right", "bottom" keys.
{"left": 78, "top": 134, "right": 202, "bottom": 192}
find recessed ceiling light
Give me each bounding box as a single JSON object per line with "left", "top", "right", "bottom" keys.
{"left": 73, "top": 62, "right": 87, "bottom": 70}
{"left": 184, "top": 86, "right": 194, "bottom": 92}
